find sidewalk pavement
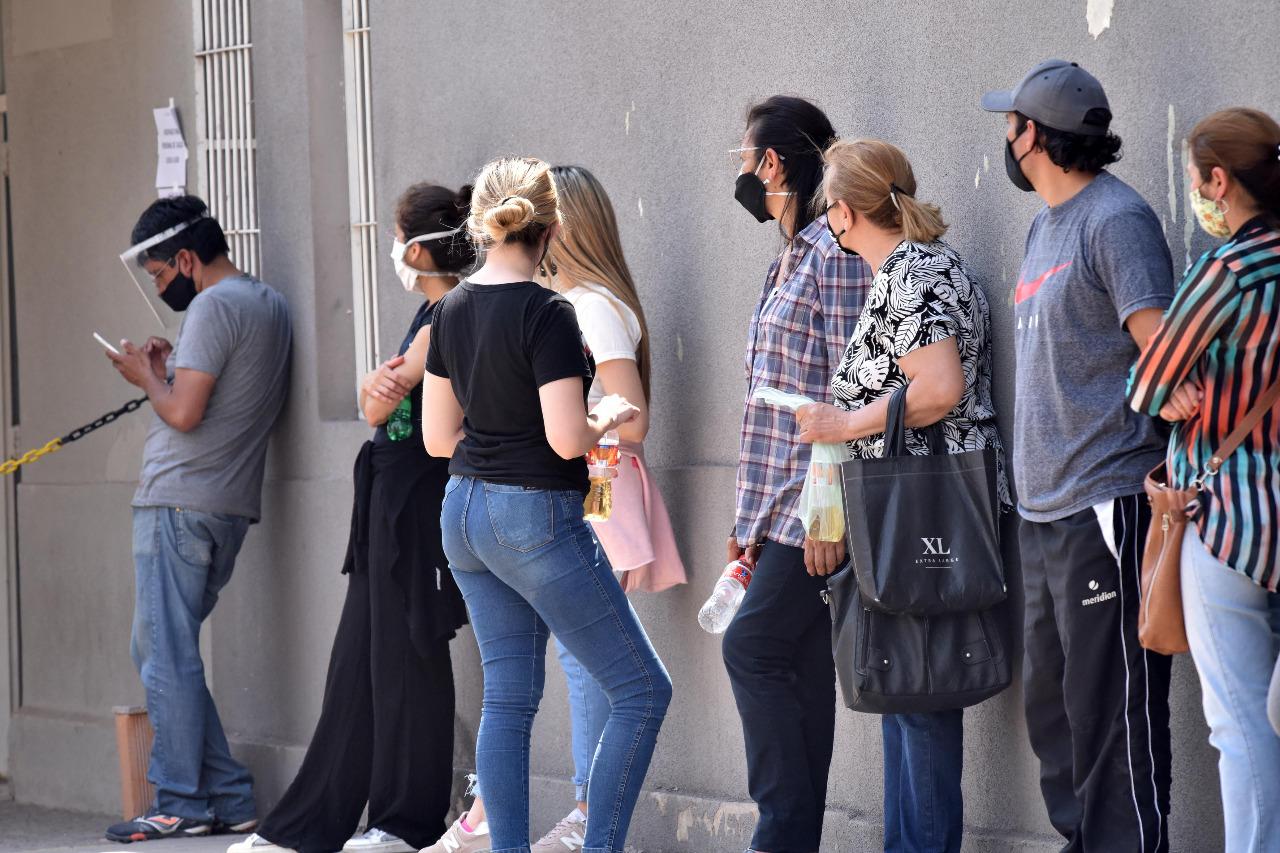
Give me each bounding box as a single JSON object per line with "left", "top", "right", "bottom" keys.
{"left": 0, "top": 801, "right": 240, "bottom": 853}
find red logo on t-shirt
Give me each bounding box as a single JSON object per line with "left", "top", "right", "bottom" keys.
{"left": 1015, "top": 261, "right": 1073, "bottom": 305}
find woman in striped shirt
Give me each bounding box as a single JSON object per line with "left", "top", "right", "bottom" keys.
{"left": 1127, "top": 107, "right": 1280, "bottom": 853}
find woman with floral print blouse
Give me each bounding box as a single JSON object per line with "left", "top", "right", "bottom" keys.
{"left": 797, "top": 138, "right": 1009, "bottom": 853}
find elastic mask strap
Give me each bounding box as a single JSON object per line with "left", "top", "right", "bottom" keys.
{"left": 737, "top": 149, "right": 793, "bottom": 196}
{"left": 405, "top": 225, "right": 464, "bottom": 245}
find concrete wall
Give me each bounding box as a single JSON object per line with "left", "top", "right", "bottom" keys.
{"left": 5, "top": 0, "right": 1278, "bottom": 850}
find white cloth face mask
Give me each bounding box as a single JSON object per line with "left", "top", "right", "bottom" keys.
{"left": 390, "top": 227, "right": 462, "bottom": 292}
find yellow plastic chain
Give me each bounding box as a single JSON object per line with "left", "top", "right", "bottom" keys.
{"left": 0, "top": 437, "right": 63, "bottom": 476}
{"left": 0, "top": 395, "right": 148, "bottom": 476}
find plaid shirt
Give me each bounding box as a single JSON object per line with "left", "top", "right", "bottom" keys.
{"left": 735, "top": 217, "right": 871, "bottom": 548}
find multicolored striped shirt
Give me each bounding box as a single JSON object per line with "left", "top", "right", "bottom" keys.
{"left": 735, "top": 218, "right": 871, "bottom": 548}
{"left": 1127, "top": 216, "right": 1280, "bottom": 590}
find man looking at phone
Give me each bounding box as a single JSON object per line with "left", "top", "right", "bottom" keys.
{"left": 102, "top": 195, "right": 291, "bottom": 843}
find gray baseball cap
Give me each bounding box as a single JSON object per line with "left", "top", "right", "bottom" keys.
{"left": 981, "top": 59, "right": 1112, "bottom": 136}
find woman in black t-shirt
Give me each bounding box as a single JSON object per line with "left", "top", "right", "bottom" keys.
{"left": 233, "top": 184, "right": 474, "bottom": 853}
{"left": 421, "top": 158, "right": 671, "bottom": 853}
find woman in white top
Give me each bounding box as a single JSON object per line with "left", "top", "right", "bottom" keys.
{"left": 424, "top": 166, "right": 685, "bottom": 853}
{"left": 545, "top": 167, "right": 685, "bottom": 566}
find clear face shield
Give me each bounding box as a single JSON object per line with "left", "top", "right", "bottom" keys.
{"left": 118, "top": 215, "right": 206, "bottom": 328}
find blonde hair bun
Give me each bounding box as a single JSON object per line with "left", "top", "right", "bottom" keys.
{"left": 467, "top": 157, "right": 560, "bottom": 246}
{"left": 481, "top": 195, "right": 537, "bottom": 241}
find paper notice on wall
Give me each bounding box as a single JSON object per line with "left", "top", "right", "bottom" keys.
{"left": 154, "top": 104, "right": 188, "bottom": 197}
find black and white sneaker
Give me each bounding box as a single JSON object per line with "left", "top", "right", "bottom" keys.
{"left": 341, "top": 828, "right": 414, "bottom": 852}
{"left": 214, "top": 817, "right": 261, "bottom": 835}
{"left": 105, "top": 813, "right": 214, "bottom": 843}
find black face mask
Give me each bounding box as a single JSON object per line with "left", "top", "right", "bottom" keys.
{"left": 1004, "top": 128, "right": 1036, "bottom": 193}
{"left": 824, "top": 206, "right": 859, "bottom": 256}
{"left": 159, "top": 263, "right": 198, "bottom": 312}
{"left": 735, "top": 170, "right": 773, "bottom": 223}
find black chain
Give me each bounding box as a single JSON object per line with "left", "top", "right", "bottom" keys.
{"left": 59, "top": 396, "right": 150, "bottom": 445}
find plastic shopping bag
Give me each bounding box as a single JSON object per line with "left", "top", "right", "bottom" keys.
{"left": 751, "top": 387, "right": 849, "bottom": 543}
{"left": 798, "top": 441, "right": 847, "bottom": 542}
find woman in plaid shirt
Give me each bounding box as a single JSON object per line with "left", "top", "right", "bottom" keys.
{"left": 721, "top": 95, "right": 871, "bottom": 853}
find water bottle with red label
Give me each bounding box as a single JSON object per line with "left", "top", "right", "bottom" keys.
{"left": 698, "top": 555, "right": 754, "bottom": 634}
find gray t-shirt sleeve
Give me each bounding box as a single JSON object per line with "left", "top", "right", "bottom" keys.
{"left": 1087, "top": 204, "right": 1174, "bottom": 328}
{"left": 173, "top": 292, "right": 235, "bottom": 378}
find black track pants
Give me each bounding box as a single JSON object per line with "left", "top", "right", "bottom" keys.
{"left": 1019, "top": 493, "right": 1172, "bottom": 853}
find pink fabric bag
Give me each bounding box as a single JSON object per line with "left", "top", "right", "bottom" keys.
{"left": 590, "top": 440, "right": 687, "bottom": 593}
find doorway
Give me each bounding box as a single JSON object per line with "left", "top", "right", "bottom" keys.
{"left": 0, "top": 87, "right": 19, "bottom": 787}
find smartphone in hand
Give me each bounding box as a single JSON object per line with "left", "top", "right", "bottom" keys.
{"left": 93, "top": 332, "right": 120, "bottom": 355}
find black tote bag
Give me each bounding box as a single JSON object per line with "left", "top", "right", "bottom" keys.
{"left": 826, "top": 564, "right": 1013, "bottom": 713}
{"left": 840, "top": 385, "right": 1005, "bottom": 615}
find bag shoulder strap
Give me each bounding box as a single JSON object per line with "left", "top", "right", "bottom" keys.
{"left": 884, "top": 386, "right": 908, "bottom": 457}
{"left": 883, "top": 384, "right": 944, "bottom": 458}
{"left": 1202, "top": 379, "right": 1280, "bottom": 481}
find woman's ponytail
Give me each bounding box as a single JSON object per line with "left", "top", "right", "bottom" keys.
{"left": 823, "top": 139, "right": 948, "bottom": 243}
{"left": 894, "top": 189, "right": 948, "bottom": 244}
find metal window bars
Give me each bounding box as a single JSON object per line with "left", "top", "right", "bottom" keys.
{"left": 192, "top": 0, "right": 260, "bottom": 277}
{"left": 344, "top": 0, "right": 380, "bottom": 378}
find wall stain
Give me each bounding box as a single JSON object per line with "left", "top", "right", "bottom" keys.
{"left": 1086, "top": 0, "right": 1114, "bottom": 37}
{"left": 1181, "top": 138, "right": 1195, "bottom": 269}
{"left": 650, "top": 795, "right": 757, "bottom": 842}
{"left": 1166, "top": 104, "right": 1178, "bottom": 229}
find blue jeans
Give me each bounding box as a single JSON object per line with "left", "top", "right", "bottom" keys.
{"left": 557, "top": 639, "right": 612, "bottom": 804}
{"left": 1182, "top": 527, "right": 1280, "bottom": 853}
{"left": 882, "top": 710, "right": 964, "bottom": 853}
{"left": 442, "top": 477, "right": 671, "bottom": 853}
{"left": 131, "top": 507, "right": 254, "bottom": 822}
{"left": 473, "top": 642, "right": 611, "bottom": 806}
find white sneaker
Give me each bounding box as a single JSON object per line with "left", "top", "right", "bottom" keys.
{"left": 531, "top": 810, "right": 587, "bottom": 852}
{"left": 226, "top": 833, "right": 295, "bottom": 853}
{"left": 420, "top": 814, "right": 491, "bottom": 853}
{"left": 343, "top": 828, "right": 415, "bottom": 853}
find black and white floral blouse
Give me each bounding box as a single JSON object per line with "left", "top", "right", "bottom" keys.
{"left": 831, "top": 239, "right": 1012, "bottom": 508}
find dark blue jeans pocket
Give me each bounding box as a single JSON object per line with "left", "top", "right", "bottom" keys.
{"left": 483, "top": 482, "right": 555, "bottom": 552}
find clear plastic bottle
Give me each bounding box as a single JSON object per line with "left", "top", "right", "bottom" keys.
{"left": 386, "top": 397, "right": 413, "bottom": 441}
{"left": 583, "top": 430, "right": 620, "bottom": 521}
{"left": 698, "top": 559, "right": 754, "bottom": 634}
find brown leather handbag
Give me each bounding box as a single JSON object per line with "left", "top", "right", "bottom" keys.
{"left": 1140, "top": 380, "right": 1280, "bottom": 655}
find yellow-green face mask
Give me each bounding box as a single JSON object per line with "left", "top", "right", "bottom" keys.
{"left": 1189, "top": 187, "right": 1232, "bottom": 238}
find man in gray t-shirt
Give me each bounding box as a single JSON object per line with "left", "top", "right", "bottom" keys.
{"left": 133, "top": 273, "right": 290, "bottom": 521}
{"left": 983, "top": 61, "right": 1173, "bottom": 853}
{"left": 1013, "top": 170, "right": 1173, "bottom": 520}
{"left": 103, "top": 196, "right": 290, "bottom": 843}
